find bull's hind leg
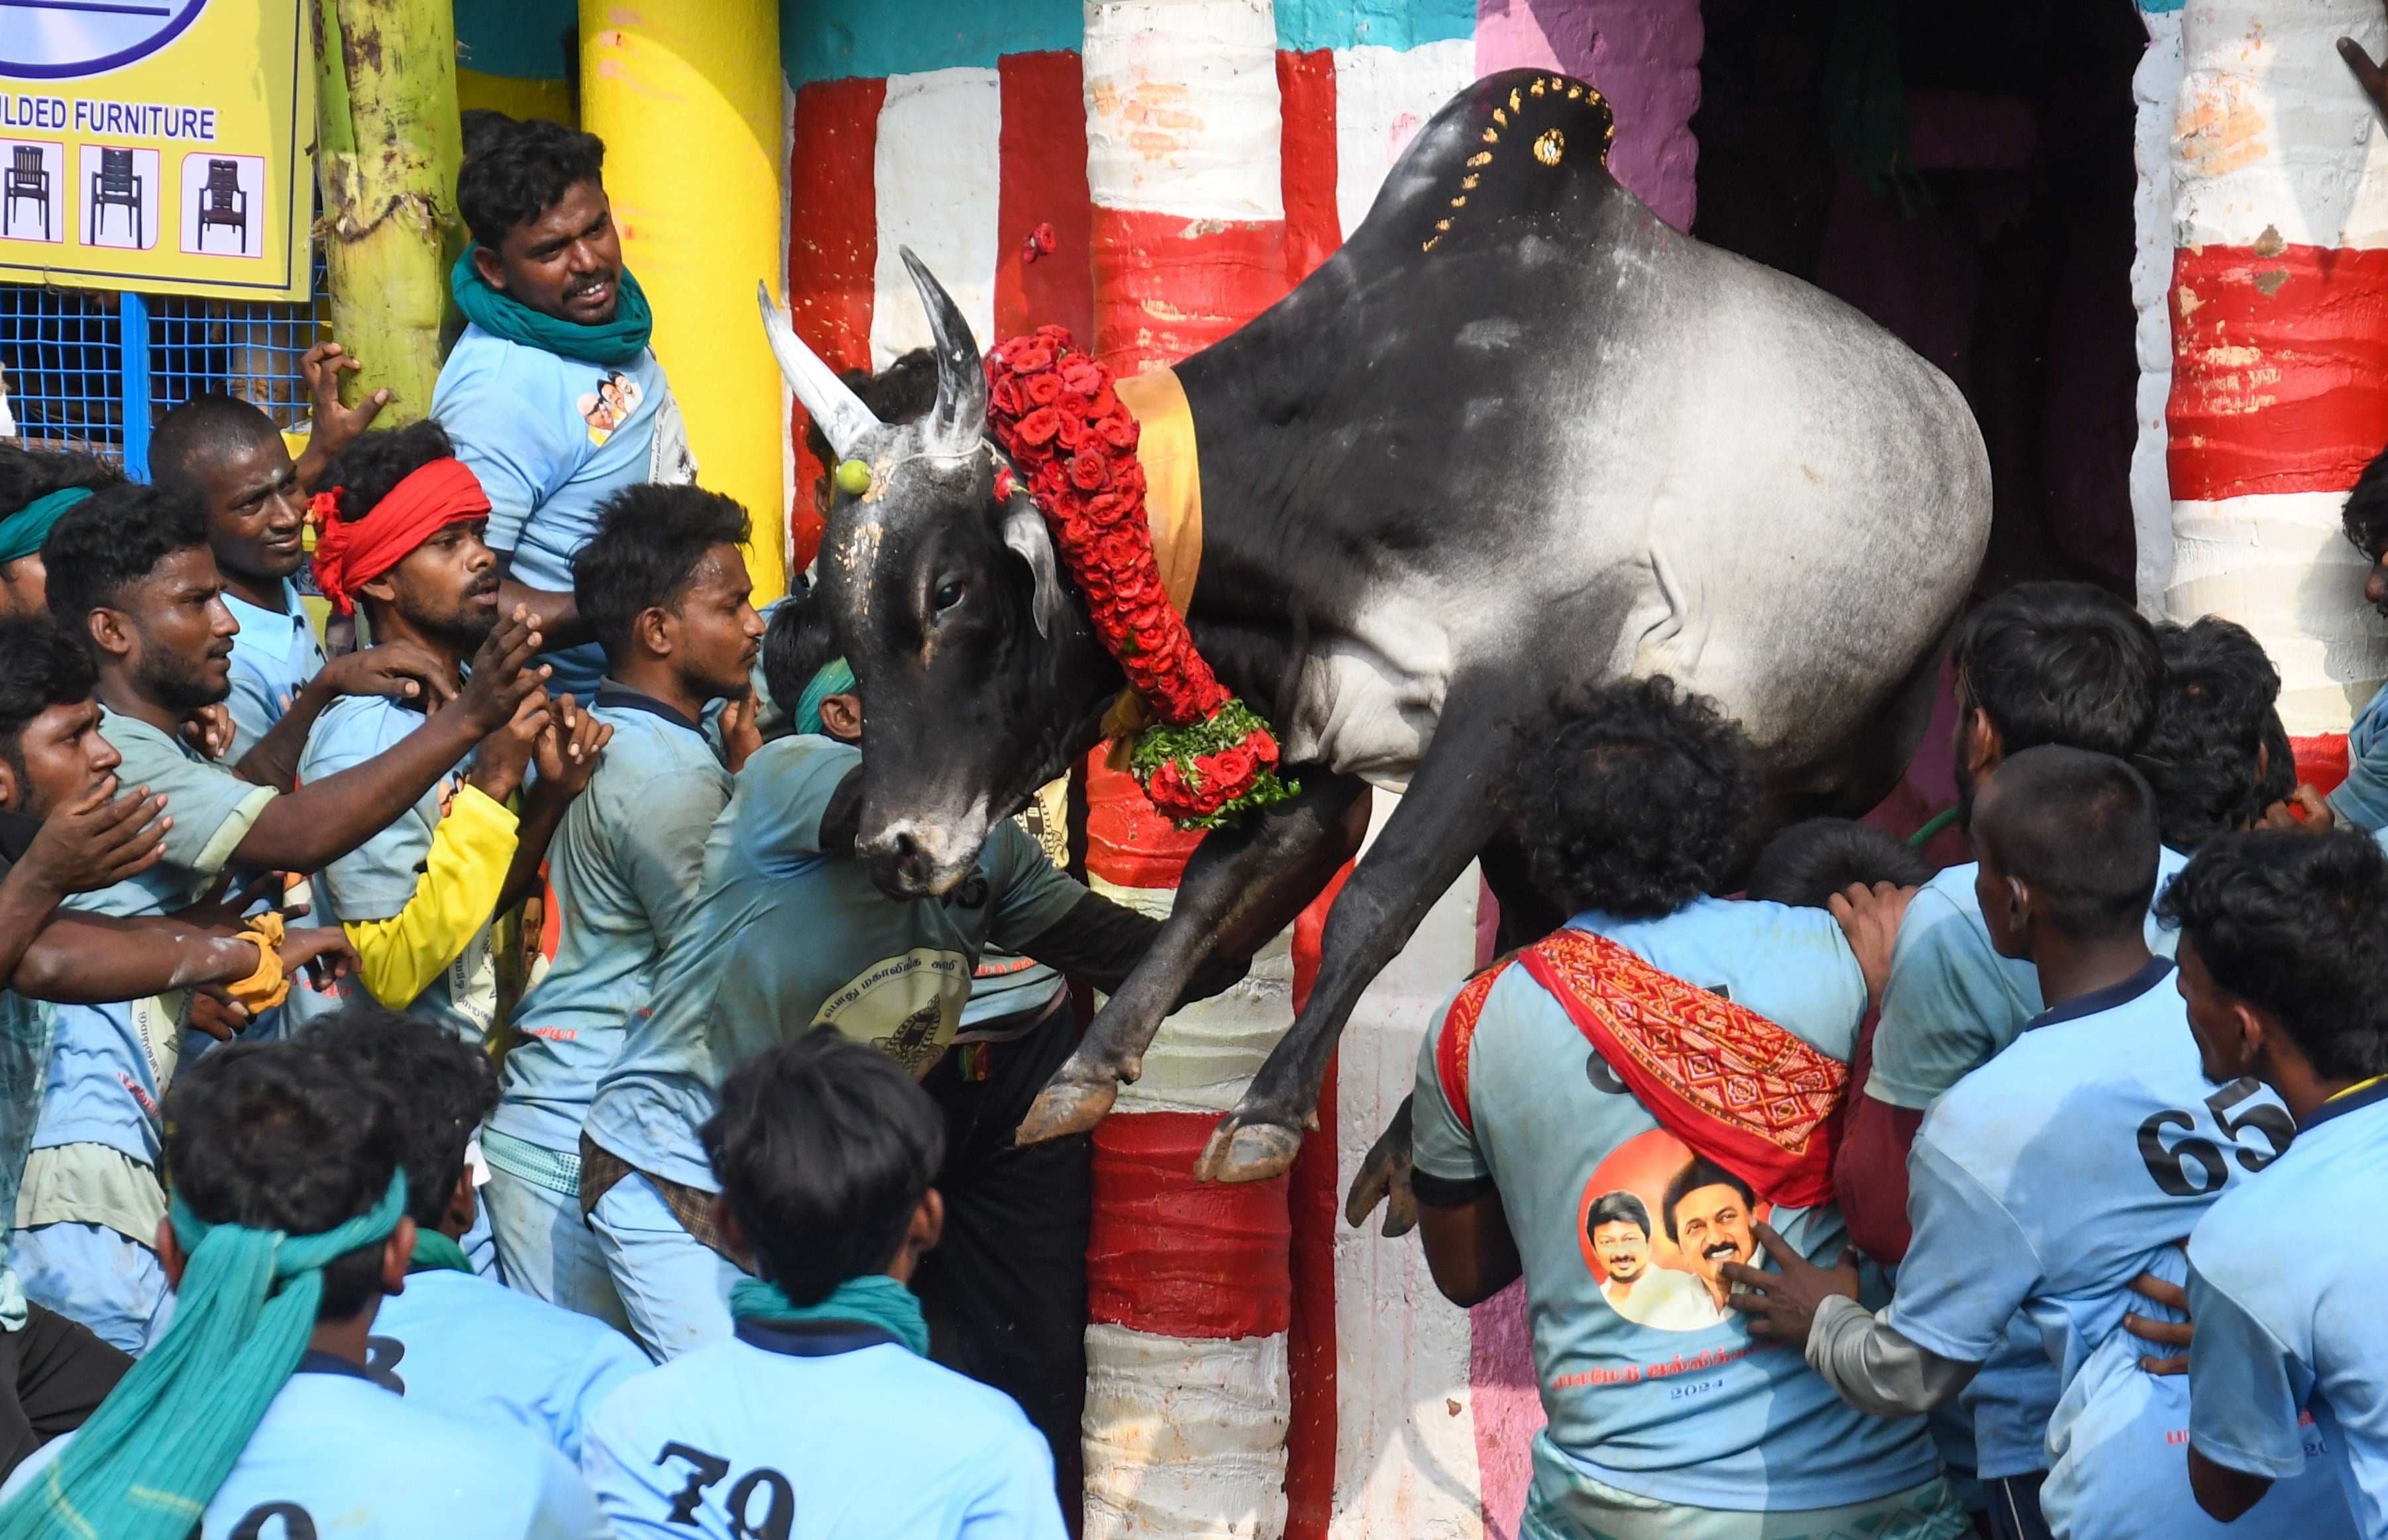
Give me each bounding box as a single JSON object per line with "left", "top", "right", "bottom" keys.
{"left": 1013, "top": 771, "right": 1370, "bottom": 1145}
{"left": 1195, "top": 694, "right": 1518, "bottom": 1183}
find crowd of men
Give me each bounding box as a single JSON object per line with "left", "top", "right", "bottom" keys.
{"left": 0, "top": 109, "right": 2381, "bottom": 1540}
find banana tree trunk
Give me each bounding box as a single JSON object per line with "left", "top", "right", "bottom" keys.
{"left": 313, "top": 0, "right": 463, "bottom": 424}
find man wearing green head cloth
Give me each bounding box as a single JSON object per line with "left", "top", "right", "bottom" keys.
{"left": 0, "top": 1041, "right": 604, "bottom": 1537}
{"left": 0, "top": 447, "right": 123, "bottom": 619}
{"left": 432, "top": 111, "right": 698, "bottom": 706}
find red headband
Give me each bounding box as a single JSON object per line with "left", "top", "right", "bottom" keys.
{"left": 309, "top": 458, "right": 492, "bottom": 615}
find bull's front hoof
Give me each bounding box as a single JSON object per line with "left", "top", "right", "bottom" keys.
{"left": 1193, "top": 1115, "right": 1304, "bottom": 1183}
{"left": 1014, "top": 1072, "right": 1119, "bottom": 1146}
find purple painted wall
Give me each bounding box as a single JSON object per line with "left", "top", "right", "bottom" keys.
{"left": 1475, "top": 0, "right": 1704, "bottom": 229}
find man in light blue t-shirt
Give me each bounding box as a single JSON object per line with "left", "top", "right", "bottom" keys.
{"left": 1410, "top": 677, "right": 1962, "bottom": 1540}
{"left": 2158, "top": 830, "right": 2388, "bottom": 1535}
{"left": 434, "top": 115, "right": 697, "bottom": 701}
{"left": 1833, "top": 584, "right": 2167, "bottom": 1537}
{"left": 582, "top": 1029, "right": 1065, "bottom": 1540}
{"left": 21, "top": 484, "right": 546, "bottom": 1352}
{"left": 580, "top": 622, "right": 1251, "bottom": 1367}
{"left": 307, "top": 1005, "right": 649, "bottom": 1456}
{"left": 0, "top": 1036, "right": 606, "bottom": 1538}
{"left": 487, "top": 484, "right": 762, "bottom": 1326}
{"left": 298, "top": 420, "right": 607, "bottom": 1051}
{"left": 1734, "top": 748, "right": 2348, "bottom": 1540}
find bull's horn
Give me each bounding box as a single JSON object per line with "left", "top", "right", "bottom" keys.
{"left": 755, "top": 282, "right": 880, "bottom": 459}
{"left": 900, "top": 248, "right": 988, "bottom": 455}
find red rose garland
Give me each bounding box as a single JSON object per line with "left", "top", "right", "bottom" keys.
{"left": 984, "top": 326, "right": 1297, "bottom": 828}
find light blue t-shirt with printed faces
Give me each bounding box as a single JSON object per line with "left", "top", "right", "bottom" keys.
{"left": 1886, "top": 962, "right": 2295, "bottom": 1486}
{"left": 580, "top": 1325, "right": 1066, "bottom": 1540}
{"left": 2187, "top": 1089, "right": 2388, "bottom": 1537}
{"left": 367, "top": 1267, "right": 652, "bottom": 1461}
{"left": 222, "top": 578, "right": 328, "bottom": 762}
{"left": 297, "top": 694, "right": 493, "bottom": 1043}
{"left": 2043, "top": 1242, "right": 2352, "bottom": 1540}
{"left": 3, "top": 1358, "right": 608, "bottom": 1538}
{"left": 35, "top": 709, "right": 275, "bottom": 1165}
{"left": 1409, "top": 897, "right": 1943, "bottom": 1513}
{"left": 584, "top": 736, "right": 1085, "bottom": 1193}
{"left": 495, "top": 692, "right": 731, "bottom": 1154}
{"left": 432, "top": 325, "right": 696, "bottom": 702}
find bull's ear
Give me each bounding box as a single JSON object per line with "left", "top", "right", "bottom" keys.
{"left": 1001, "top": 498, "right": 1065, "bottom": 639}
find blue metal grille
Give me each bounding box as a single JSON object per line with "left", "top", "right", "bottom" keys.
{"left": 0, "top": 250, "right": 327, "bottom": 479}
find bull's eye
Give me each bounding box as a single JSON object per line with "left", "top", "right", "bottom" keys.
{"left": 933, "top": 579, "right": 966, "bottom": 613}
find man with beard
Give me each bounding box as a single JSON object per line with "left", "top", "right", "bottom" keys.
{"left": 148, "top": 354, "right": 437, "bottom": 769}
{"left": 1588, "top": 1189, "right": 1713, "bottom": 1331}
{"left": 1410, "top": 677, "right": 1961, "bottom": 1540}
{"left": 297, "top": 421, "right": 610, "bottom": 1047}
{"left": 1664, "top": 1160, "right": 1759, "bottom": 1321}
{"left": 431, "top": 113, "right": 697, "bottom": 702}
{"left": 484, "top": 484, "right": 762, "bottom": 1323}
{"left": 21, "top": 482, "right": 549, "bottom": 1352}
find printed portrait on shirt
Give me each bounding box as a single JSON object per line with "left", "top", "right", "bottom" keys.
{"left": 1578, "top": 1128, "right": 1768, "bottom": 1333}
{"left": 577, "top": 371, "right": 645, "bottom": 446}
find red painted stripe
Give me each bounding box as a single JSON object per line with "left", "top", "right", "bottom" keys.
{"left": 1087, "top": 1111, "right": 1292, "bottom": 1339}
{"left": 997, "top": 52, "right": 1095, "bottom": 345}
{"left": 1085, "top": 749, "right": 1202, "bottom": 889}
{"left": 785, "top": 76, "right": 885, "bottom": 573}
{"left": 2168, "top": 243, "right": 2388, "bottom": 502}
{"left": 1087, "top": 206, "right": 1289, "bottom": 378}
{"left": 1277, "top": 48, "right": 1340, "bottom": 285}
{"left": 1285, "top": 864, "right": 1352, "bottom": 1540}
{"left": 2292, "top": 734, "right": 2350, "bottom": 798}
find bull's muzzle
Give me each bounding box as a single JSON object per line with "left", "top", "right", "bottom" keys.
{"left": 859, "top": 814, "right": 989, "bottom": 901}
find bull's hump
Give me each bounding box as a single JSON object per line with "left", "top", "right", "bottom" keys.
{"left": 1352, "top": 69, "right": 1620, "bottom": 260}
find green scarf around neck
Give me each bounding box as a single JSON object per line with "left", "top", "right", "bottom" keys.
{"left": 0, "top": 1172, "right": 407, "bottom": 1540}
{"left": 729, "top": 1274, "right": 929, "bottom": 1357}
{"left": 0, "top": 486, "right": 92, "bottom": 567}
{"left": 409, "top": 1227, "right": 473, "bottom": 1275}
{"left": 450, "top": 249, "right": 653, "bottom": 366}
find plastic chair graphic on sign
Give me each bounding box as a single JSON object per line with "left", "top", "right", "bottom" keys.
{"left": 88, "top": 148, "right": 144, "bottom": 246}
{"left": 193, "top": 158, "right": 246, "bottom": 250}
{"left": 3, "top": 145, "right": 53, "bottom": 242}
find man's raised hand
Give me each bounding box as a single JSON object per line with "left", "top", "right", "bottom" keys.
{"left": 1828, "top": 881, "right": 1913, "bottom": 1013}
{"left": 468, "top": 689, "right": 551, "bottom": 806}
{"left": 531, "top": 694, "right": 612, "bottom": 801}
{"left": 317, "top": 639, "right": 457, "bottom": 710}
{"left": 1722, "top": 1221, "right": 1860, "bottom": 1347}
{"left": 456, "top": 605, "right": 549, "bottom": 734}
{"left": 299, "top": 342, "right": 390, "bottom": 464}
{"left": 18, "top": 777, "right": 169, "bottom": 896}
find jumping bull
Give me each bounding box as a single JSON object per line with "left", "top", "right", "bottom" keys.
{"left": 761, "top": 69, "right": 1991, "bottom": 1183}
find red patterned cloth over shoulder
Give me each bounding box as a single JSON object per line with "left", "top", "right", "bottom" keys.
{"left": 1436, "top": 926, "right": 1847, "bottom": 1211}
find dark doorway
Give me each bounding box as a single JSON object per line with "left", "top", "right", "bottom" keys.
{"left": 1692, "top": 0, "right": 2147, "bottom": 600}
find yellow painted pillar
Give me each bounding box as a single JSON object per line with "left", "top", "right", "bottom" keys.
{"left": 579, "top": 0, "right": 788, "bottom": 603}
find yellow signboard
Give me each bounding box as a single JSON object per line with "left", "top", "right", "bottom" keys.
{"left": 0, "top": 0, "right": 312, "bottom": 302}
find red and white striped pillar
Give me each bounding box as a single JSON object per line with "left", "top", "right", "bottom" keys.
{"left": 1077, "top": 5, "right": 1301, "bottom": 1536}
{"left": 2165, "top": 0, "right": 2388, "bottom": 785}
